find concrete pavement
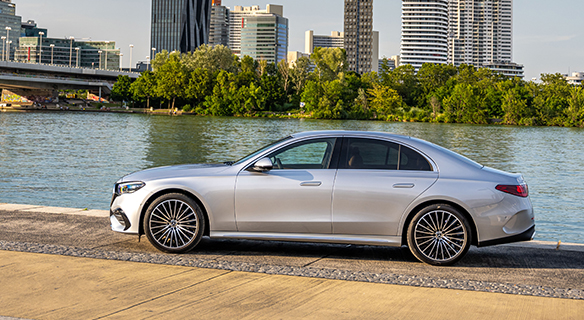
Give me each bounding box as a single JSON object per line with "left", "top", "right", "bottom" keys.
{"left": 1, "top": 203, "right": 584, "bottom": 319}
{"left": 1, "top": 250, "right": 583, "bottom": 320}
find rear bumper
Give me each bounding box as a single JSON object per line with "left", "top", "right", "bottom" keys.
{"left": 477, "top": 225, "right": 536, "bottom": 247}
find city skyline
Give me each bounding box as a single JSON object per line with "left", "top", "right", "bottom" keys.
{"left": 13, "top": 0, "right": 584, "bottom": 80}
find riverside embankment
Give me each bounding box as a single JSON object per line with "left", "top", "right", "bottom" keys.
{"left": 1, "top": 203, "right": 584, "bottom": 319}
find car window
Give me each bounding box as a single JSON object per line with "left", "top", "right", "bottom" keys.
{"left": 342, "top": 138, "right": 432, "bottom": 171}
{"left": 343, "top": 138, "right": 399, "bottom": 170}
{"left": 400, "top": 145, "right": 432, "bottom": 171}
{"left": 268, "top": 138, "right": 336, "bottom": 170}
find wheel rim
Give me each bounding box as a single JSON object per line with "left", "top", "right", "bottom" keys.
{"left": 149, "top": 199, "right": 199, "bottom": 250}
{"left": 414, "top": 210, "right": 467, "bottom": 262}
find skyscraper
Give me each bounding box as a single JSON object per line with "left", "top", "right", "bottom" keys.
{"left": 228, "top": 5, "right": 288, "bottom": 63}
{"left": 344, "top": 0, "right": 374, "bottom": 74}
{"left": 209, "top": 0, "right": 229, "bottom": 47}
{"left": 0, "top": 0, "right": 22, "bottom": 61}
{"left": 151, "top": 0, "right": 212, "bottom": 54}
{"left": 400, "top": 0, "right": 449, "bottom": 70}
{"left": 448, "top": 0, "right": 513, "bottom": 66}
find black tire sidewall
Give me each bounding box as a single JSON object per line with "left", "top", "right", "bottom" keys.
{"left": 407, "top": 204, "right": 472, "bottom": 266}
{"left": 143, "top": 193, "right": 205, "bottom": 253}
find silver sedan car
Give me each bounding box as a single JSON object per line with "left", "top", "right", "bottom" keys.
{"left": 110, "top": 131, "right": 535, "bottom": 266}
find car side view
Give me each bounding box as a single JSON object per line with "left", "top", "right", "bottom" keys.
{"left": 110, "top": 131, "right": 535, "bottom": 266}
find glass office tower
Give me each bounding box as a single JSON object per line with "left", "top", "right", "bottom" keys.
{"left": 151, "top": 0, "right": 212, "bottom": 53}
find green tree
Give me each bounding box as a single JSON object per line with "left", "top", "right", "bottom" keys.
{"left": 185, "top": 68, "right": 213, "bottom": 109}
{"left": 204, "top": 70, "right": 236, "bottom": 116}
{"left": 130, "top": 70, "right": 157, "bottom": 109}
{"left": 155, "top": 52, "right": 187, "bottom": 110}
{"left": 443, "top": 83, "right": 488, "bottom": 124}
{"left": 181, "top": 44, "right": 235, "bottom": 73}
{"left": 564, "top": 86, "right": 584, "bottom": 127}
{"left": 111, "top": 75, "right": 133, "bottom": 102}
{"left": 368, "top": 83, "right": 403, "bottom": 120}
{"left": 290, "top": 56, "right": 312, "bottom": 96}
{"left": 417, "top": 63, "right": 457, "bottom": 107}
{"left": 311, "top": 47, "right": 347, "bottom": 81}
{"left": 382, "top": 64, "right": 419, "bottom": 107}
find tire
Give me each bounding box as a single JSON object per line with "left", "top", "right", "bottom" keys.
{"left": 143, "top": 193, "right": 205, "bottom": 253}
{"left": 407, "top": 204, "right": 471, "bottom": 266}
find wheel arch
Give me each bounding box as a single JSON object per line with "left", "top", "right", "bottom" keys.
{"left": 138, "top": 188, "right": 211, "bottom": 238}
{"left": 400, "top": 200, "right": 479, "bottom": 247}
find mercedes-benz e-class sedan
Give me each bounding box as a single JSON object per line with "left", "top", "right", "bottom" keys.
{"left": 110, "top": 131, "right": 535, "bottom": 265}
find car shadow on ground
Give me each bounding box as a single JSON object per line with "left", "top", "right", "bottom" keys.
{"left": 179, "top": 237, "right": 584, "bottom": 271}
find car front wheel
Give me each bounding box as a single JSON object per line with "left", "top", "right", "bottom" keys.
{"left": 144, "top": 193, "right": 205, "bottom": 253}
{"left": 407, "top": 204, "right": 471, "bottom": 266}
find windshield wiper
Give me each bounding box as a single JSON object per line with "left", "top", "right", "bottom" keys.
{"left": 223, "top": 161, "right": 235, "bottom": 166}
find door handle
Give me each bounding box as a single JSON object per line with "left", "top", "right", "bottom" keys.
{"left": 300, "top": 181, "right": 322, "bottom": 187}
{"left": 393, "top": 183, "right": 415, "bottom": 189}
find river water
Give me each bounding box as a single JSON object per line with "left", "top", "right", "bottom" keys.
{"left": 1, "top": 112, "right": 582, "bottom": 243}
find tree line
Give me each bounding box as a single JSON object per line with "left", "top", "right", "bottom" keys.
{"left": 110, "top": 45, "right": 584, "bottom": 127}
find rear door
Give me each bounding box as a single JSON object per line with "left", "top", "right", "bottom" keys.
{"left": 332, "top": 137, "right": 438, "bottom": 236}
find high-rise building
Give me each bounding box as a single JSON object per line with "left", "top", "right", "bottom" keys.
{"left": 448, "top": 0, "right": 513, "bottom": 66}
{"left": 0, "top": 0, "right": 22, "bottom": 61}
{"left": 344, "top": 0, "right": 374, "bottom": 74}
{"left": 209, "top": 0, "right": 229, "bottom": 47}
{"left": 305, "top": 31, "right": 345, "bottom": 54}
{"left": 228, "top": 5, "right": 288, "bottom": 63}
{"left": 228, "top": 5, "right": 286, "bottom": 58}
{"left": 151, "top": 0, "right": 212, "bottom": 54}
{"left": 240, "top": 13, "right": 288, "bottom": 64}
{"left": 400, "top": 0, "right": 449, "bottom": 70}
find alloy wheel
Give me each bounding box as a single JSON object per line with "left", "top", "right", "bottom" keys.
{"left": 148, "top": 199, "right": 200, "bottom": 250}
{"left": 413, "top": 209, "right": 468, "bottom": 262}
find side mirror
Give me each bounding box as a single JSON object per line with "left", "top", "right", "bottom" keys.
{"left": 251, "top": 157, "right": 273, "bottom": 172}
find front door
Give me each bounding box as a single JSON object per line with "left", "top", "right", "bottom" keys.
{"left": 235, "top": 138, "right": 338, "bottom": 234}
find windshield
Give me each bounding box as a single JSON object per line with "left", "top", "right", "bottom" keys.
{"left": 232, "top": 136, "right": 292, "bottom": 166}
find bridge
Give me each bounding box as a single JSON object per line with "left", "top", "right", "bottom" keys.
{"left": 0, "top": 61, "right": 140, "bottom": 97}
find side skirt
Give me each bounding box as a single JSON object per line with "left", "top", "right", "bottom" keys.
{"left": 210, "top": 231, "right": 402, "bottom": 247}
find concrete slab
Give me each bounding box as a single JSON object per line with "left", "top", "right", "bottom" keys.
{"left": 0, "top": 204, "right": 42, "bottom": 211}
{"left": 21, "top": 206, "right": 87, "bottom": 214}
{"left": 0, "top": 251, "right": 582, "bottom": 320}
{"left": 72, "top": 209, "right": 110, "bottom": 218}
{"left": 502, "top": 240, "right": 584, "bottom": 253}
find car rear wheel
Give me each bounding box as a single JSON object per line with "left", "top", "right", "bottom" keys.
{"left": 144, "top": 193, "right": 205, "bottom": 253}
{"left": 407, "top": 204, "right": 471, "bottom": 266}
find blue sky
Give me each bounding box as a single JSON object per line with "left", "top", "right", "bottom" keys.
{"left": 15, "top": 0, "right": 584, "bottom": 80}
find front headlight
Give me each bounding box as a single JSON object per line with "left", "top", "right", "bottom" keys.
{"left": 115, "top": 181, "right": 145, "bottom": 195}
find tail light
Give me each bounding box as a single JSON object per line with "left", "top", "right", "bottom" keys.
{"left": 496, "top": 184, "right": 529, "bottom": 198}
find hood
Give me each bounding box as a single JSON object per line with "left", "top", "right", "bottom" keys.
{"left": 120, "top": 163, "right": 230, "bottom": 182}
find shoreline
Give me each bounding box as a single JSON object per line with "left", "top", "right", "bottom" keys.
{"left": 4, "top": 104, "right": 584, "bottom": 128}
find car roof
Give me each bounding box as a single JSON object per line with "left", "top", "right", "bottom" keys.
{"left": 291, "top": 130, "right": 412, "bottom": 141}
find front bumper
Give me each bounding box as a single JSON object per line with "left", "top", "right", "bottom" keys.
{"left": 110, "top": 208, "right": 132, "bottom": 232}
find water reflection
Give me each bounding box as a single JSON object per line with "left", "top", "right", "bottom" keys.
{"left": 1, "top": 112, "right": 583, "bottom": 243}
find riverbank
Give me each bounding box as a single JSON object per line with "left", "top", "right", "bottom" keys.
{"left": 0, "top": 103, "right": 506, "bottom": 122}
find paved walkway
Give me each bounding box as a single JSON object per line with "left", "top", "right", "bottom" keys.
{"left": 1, "top": 250, "right": 583, "bottom": 320}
